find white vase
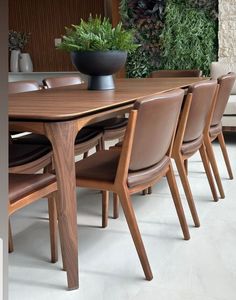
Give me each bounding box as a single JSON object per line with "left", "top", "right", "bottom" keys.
{"left": 10, "top": 49, "right": 21, "bottom": 72}
{"left": 19, "top": 53, "right": 33, "bottom": 72}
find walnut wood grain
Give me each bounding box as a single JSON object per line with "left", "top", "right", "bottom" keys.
{"left": 9, "top": 78, "right": 206, "bottom": 121}
{"left": 44, "top": 120, "right": 79, "bottom": 290}
{"left": 9, "top": 77, "right": 205, "bottom": 290}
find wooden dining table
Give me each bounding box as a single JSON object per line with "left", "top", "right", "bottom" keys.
{"left": 9, "top": 77, "right": 206, "bottom": 290}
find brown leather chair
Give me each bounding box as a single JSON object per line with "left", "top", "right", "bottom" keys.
{"left": 171, "top": 80, "right": 219, "bottom": 228}
{"left": 8, "top": 80, "right": 41, "bottom": 93}
{"left": 8, "top": 80, "right": 42, "bottom": 136}
{"left": 204, "top": 72, "right": 236, "bottom": 198}
{"left": 9, "top": 143, "right": 52, "bottom": 173}
{"left": 9, "top": 173, "right": 58, "bottom": 263}
{"left": 75, "top": 89, "right": 190, "bottom": 281}
{"left": 8, "top": 80, "right": 101, "bottom": 257}
{"left": 43, "top": 76, "right": 129, "bottom": 149}
{"left": 143, "top": 68, "right": 202, "bottom": 195}
{"left": 9, "top": 80, "right": 103, "bottom": 158}
{"left": 8, "top": 143, "right": 58, "bottom": 261}
{"left": 42, "top": 75, "right": 83, "bottom": 88}
{"left": 150, "top": 69, "right": 202, "bottom": 78}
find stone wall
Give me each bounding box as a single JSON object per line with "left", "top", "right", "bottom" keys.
{"left": 218, "top": 0, "right": 236, "bottom": 63}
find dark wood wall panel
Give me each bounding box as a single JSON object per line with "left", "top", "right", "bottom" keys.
{"left": 104, "top": 0, "right": 121, "bottom": 26}
{"left": 9, "top": 0, "right": 105, "bottom": 71}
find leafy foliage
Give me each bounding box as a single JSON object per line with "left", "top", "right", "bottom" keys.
{"left": 120, "top": 0, "right": 165, "bottom": 78}
{"left": 160, "top": 1, "right": 218, "bottom": 75}
{"left": 9, "top": 30, "right": 30, "bottom": 51}
{"left": 126, "top": 49, "right": 151, "bottom": 77}
{"left": 58, "top": 15, "right": 138, "bottom": 52}
{"left": 187, "top": 0, "right": 218, "bottom": 19}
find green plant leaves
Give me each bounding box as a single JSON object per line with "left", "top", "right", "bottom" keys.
{"left": 120, "top": 0, "right": 165, "bottom": 77}
{"left": 57, "top": 15, "right": 139, "bottom": 53}
{"left": 160, "top": 1, "right": 218, "bottom": 76}
{"left": 120, "top": 0, "right": 218, "bottom": 77}
{"left": 8, "top": 30, "right": 31, "bottom": 51}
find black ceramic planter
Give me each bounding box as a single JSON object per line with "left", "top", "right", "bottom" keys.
{"left": 71, "top": 50, "right": 127, "bottom": 90}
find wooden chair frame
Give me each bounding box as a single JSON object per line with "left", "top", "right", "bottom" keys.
{"left": 8, "top": 172, "right": 58, "bottom": 263}
{"left": 9, "top": 150, "right": 58, "bottom": 263}
{"left": 171, "top": 85, "right": 220, "bottom": 228}
{"left": 76, "top": 106, "right": 191, "bottom": 281}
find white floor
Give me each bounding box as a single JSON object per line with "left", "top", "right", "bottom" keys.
{"left": 9, "top": 134, "right": 236, "bottom": 300}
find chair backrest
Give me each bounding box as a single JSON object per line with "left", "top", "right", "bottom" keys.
{"left": 128, "top": 89, "right": 184, "bottom": 171}
{"left": 211, "top": 72, "right": 236, "bottom": 126}
{"left": 8, "top": 80, "right": 40, "bottom": 94}
{"left": 183, "top": 80, "right": 217, "bottom": 142}
{"left": 43, "top": 76, "right": 82, "bottom": 88}
{"left": 150, "top": 69, "right": 202, "bottom": 78}
{"left": 210, "top": 62, "right": 236, "bottom": 94}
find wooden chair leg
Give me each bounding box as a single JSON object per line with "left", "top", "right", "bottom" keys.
{"left": 199, "top": 145, "right": 218, "bottom": 202}
{"left": 83, "top": 151, "right": 89, "bottom": 159}
{"left": 8, "top": 220, "right": 14, "bottom": 253}
{"left": 96, "top": 142, "right": 101, "bottom": 152}
{"left": 218, "top": 132, "right": 233, "bottom": 179}
{"left": 48, "top": 195, "right": 58, "bottom": 263}
{"left": 118, "top": 186, "right": 153, "bottom": 281}
{"left": 184, "top": 159, "right": 188, "bottom": 176}
{"left": 44, "top": 164, "right": 59, "bottom": 264}
{"left": 204, "top": 137, "right": 225, "bottom": 199}
{"left": 166, "top": 164, "right": 190, "bottom": 240}
{"left": 142, "top": 189, "right": 148, "bottom": 195}
{"left": 100, "top": 137, "right": 105, "bottom": 150}
{"left": 174, "top": 155, "right": 200, "bottom": 227}
{"left": 113, "top": 193, "right": 119, "bottom": 219}
{"left": 102, "top": 191, "right": 109, "bottom": 228}
{"left": 54, "top": 196, "right": 67, "bottom": 271}
{"left": 142, "top": 187, "right": 152, "bottom": 195}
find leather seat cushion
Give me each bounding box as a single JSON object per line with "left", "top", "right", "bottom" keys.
{"left": 76, "top": 149, "right": 170, "bottom": 188}
{"left": 88, "top": 117, "right": 128, "bottom": 130}
{"left": 9, "top": 173, "right": 56, "bottom": 203}
{"left": 76, "top": 150, "right": 120, "bottom": 183}
{"left": 13, "top": 127, "right": 102, "bottom": 146}
{"left": 127, "top": 156, "right": 170, "bottom": 188}
{"left": 181, "top": 135, "right": 203, "bottom": 155}
{"left": 9, "top": 144, "right": 51, "bottom": 168}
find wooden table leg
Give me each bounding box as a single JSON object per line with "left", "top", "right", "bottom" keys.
{"left": 45, "top": 120, "right": 79, "bottom": 290}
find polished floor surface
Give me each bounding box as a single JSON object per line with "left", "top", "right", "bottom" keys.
{"left": 9, "top": 134, "right": 236, "bottom": 300}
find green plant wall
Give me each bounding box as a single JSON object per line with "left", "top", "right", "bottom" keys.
{"left": 120, "top": 0, "right": 165, "bottom": 78}
{"left": 120, "top": 0, "right": 218, "bottom": 77}
{"left": 160, "top": 0, "right": 218, "bottom": 75}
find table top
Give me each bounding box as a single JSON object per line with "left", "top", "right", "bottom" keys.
{"left": 9, "top": 77, "right": 206, "bottom": 121}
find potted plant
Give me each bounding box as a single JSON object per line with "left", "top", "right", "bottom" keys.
{"left": 58, "top": 16, "right": 139, "bottom": 90}
{"left": 9, "top": 30, "right": 32, "bottom": 72}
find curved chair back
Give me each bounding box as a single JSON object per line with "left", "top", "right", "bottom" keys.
{"left": 150, "top": 69, "right": 202, "bottom": 78}
{"left": 129, "top": 89, "right": 184, "bottom": 171}
{"left": 211, "top": 72, "right": 236, "bottom": 126}
{"left": 43, "top": 76, "right": 82, "bottom": 88}
{"left": 9, "top": 80, "right": 40, "bottom": 94}
{"left": 183, "top": 80, "right": 217, "bottom": 142}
